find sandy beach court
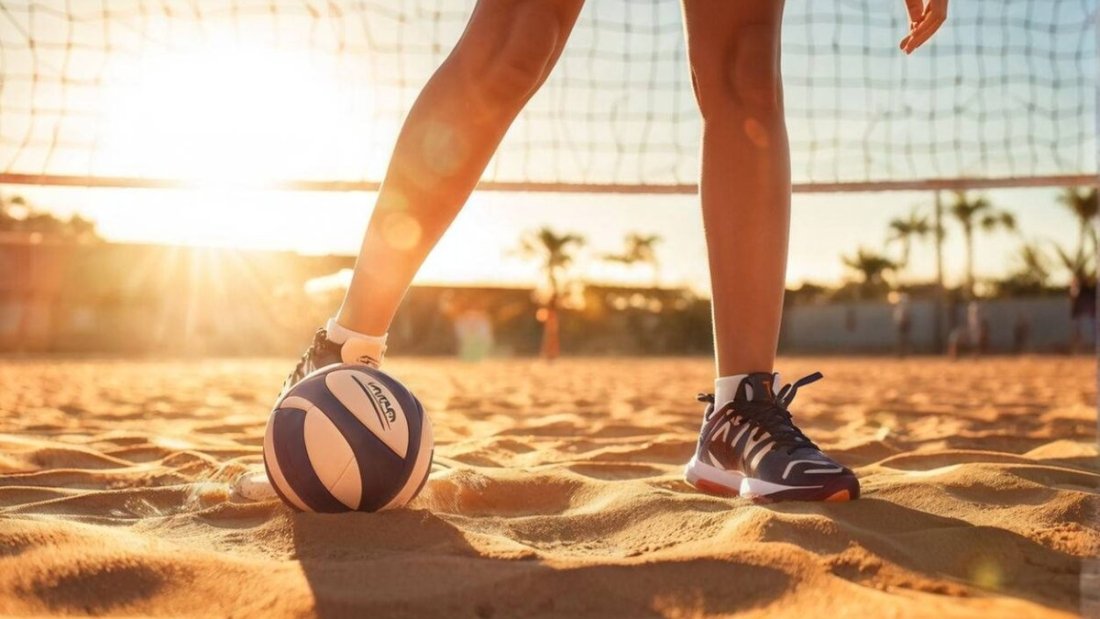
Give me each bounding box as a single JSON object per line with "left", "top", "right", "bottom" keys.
{"left": 0, "top": 356, "right": 1096, "bottom": 617}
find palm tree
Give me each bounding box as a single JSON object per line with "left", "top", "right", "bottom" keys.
{"left": 0, "top": 194, "right": 100, "bottom": 242}
{"left": 841, "top": 247, "right": 898, "bottom": 298}
{"left": 1051, "top": 241, "right": 1095, "bottom": 283}
{"left": 886, "top": 207, "right": 936, "bottom": 276}
{"left": 1000, "top": 240, "right": 1051, "bottom": 294}
{"left": 516, "top": 227, "right": 585, "bottom": 359}
{"left": 1057, "top": 186, "right": 1098, "bottom": 267}
{"left": 1016, "top": 242, "right": 1051, "bottom": 286}
{"left": 603, "top": 232, "right": 662, "bottom": 285}
{"left": 948, "top": 191, "right": 1017, "bottom": 298}
{"left": 66, "top": 214, "right": 100, "bottom": 243}
{"left": 0, "top": 194, "right": 27, "bottom": 232}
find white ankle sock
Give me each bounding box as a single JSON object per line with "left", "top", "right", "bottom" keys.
{"left": 714, "top": 372, "right": 780, "bottom": 405}
{"left": 325, "top": 317, "right": 386, "bottom": 345}
{"left": 714, "top": 374, "right": 748, "bottom": 406}
{"left": 325, "top": 318, "right": 388, "bottom": 366}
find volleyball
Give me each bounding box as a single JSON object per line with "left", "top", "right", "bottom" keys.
{"left": 263, "top": 365, "right": 433, "bottom": 512}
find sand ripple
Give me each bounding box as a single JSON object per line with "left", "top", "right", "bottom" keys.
{"left": 0, "top": 357, "right": 1096, "bottom": 617}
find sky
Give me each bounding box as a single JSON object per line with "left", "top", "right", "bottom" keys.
{"left": 0, "top": 0, "right": 1092, "bottom": 292}
{"left": 1, "top": 0, "right": 1091, "bottom": 186}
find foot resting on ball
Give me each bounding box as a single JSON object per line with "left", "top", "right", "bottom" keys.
{"left": 237, "top": 320, "right": 389, "bottom": 503}
{"left": 278, "top": 318, "right": 387, "bottom": 402}
{"left": 684, "top": 372, "right": 859, "bottom": 502}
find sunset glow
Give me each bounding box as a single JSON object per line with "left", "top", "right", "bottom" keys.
{"left": 98, "top": 40, "right": 374, "bottom": 187}
{"left": 0, "top": 3, "right": 1087, "bottom": 293}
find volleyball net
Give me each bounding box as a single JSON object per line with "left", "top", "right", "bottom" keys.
{"left": 0, "top": 0, "right": 1095, "bottom": 193}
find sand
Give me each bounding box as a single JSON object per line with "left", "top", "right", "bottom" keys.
{"left": 0, "top": 356, "right": 1096, "bottom": 618}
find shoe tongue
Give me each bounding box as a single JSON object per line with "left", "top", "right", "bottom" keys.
{"left": 340, "top": 337, "right": 386, "bottom": 367}
{"left": 735, "top": 372, "right": 779, "bottom": 403}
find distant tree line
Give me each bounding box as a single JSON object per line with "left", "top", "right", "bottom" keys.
{"left": 834, "top": 187, "right": 1095, "bottom": 301}
{"left": 0, "top": 194, "right": 101, "bottom": 243}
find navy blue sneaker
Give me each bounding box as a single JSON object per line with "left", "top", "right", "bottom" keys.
{"left": 277, "top": 328, "right": 384, "bottom": 402}
{"left": 685, "top": 372, "right": 859, "bottom": 502}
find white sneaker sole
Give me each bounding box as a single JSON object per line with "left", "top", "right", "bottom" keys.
{"left": 683, "top": 456, "right": 745, "bottom": 496}
{"left": 233, "top": 471, "right": 277, "bottom": 502}
{"left": 684, "top": 456, "right": 826, "bottom": 500}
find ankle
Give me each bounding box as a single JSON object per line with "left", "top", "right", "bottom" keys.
{"left": 325, "top": 318, "right": 388, "bottom": 366}
{"left": 326, "top": 317, "right": 386, "bottom": 343}
{"left": 715, "top": 371, "right": 777, "bottom": 405}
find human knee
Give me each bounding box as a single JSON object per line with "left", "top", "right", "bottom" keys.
{"left": 732, "top": 26, "right": 781, "bottom": 112}
{"left": 480, "top": 3, "right": 561, "bottom": 104}
{"left": 690, "top": 24, "right": 782, "bottom": 119}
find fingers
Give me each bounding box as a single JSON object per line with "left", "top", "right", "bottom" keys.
{"left": 903, "top": 0, "right": 923, "bottom": 26}
{"left": 901, "top": 14, "right": 943, "bottom": 53}
{"left": 900, "top": 0, "right": 947, "bottom": 54}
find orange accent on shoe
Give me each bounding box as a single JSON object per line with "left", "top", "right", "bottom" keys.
{"left": 825, "top": 489, "right": 851, "bottom": 502}
{"left": 693, "top": 478, "right": 740, "bottom": 497}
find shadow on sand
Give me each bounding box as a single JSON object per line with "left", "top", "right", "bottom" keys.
{"left": 288, "top": 507, "right": 792, "bottom": 618}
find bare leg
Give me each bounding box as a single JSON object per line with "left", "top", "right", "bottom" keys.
{"left": 681, "top": 0, "right": 789, "bottom": 376}
{"left": 337, "top": 0, "right": 585, "bottom": 335}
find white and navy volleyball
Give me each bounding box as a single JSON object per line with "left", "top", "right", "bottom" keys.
{"left": 263, "top": 365, "right": 433, "bottom": 512}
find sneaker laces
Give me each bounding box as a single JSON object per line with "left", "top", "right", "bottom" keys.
{"left": 698, "top": 371, "right": 824, "bottom": 455}
{"left": 291, "top": 329, "right": 331, "bottom": 382}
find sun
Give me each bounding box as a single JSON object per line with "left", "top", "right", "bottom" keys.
{"left": 98, "top": 38, "right": 366, "bottom": 188}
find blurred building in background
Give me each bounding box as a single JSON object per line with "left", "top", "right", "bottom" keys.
{"left": 0, "top": 240, "right": 1087, "bottom": 357}
{"left": 0, "top": 239, "right": 353, "bottom": 354}
{"left": 780, "top": 297, "right": 1076, "bottom": 355}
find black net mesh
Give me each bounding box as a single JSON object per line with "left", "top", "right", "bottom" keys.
{"left": 0, "top": 0, "right": 1095, "bottom": 191}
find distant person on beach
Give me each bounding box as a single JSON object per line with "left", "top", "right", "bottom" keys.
{"left": 947, "top": 326, "right": 962, "bottom": 359}
{"left": 536, "top": 302, "right": 561, "bottom": 361}
{"left": 892, "top": 293, "right": 912, "bottom": 357}
{"left": 453, "top": 308, "right": 494, "bottom": 361}
{"left": 442, "top": 293, "right": 496, "bottom": 361}
{"left": 967, "top": 300, "right": 989, "bottom": 357}
{"left": 277, "top": 0, "right": 949, "bottom": 502}
{"left": 1013, "top": 311, "right": 1031, "bottom": 354}
{"left": 1069, "top": 275, "right": 1096, "bottom": 353}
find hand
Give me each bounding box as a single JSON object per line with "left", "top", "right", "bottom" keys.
{"left": 900, "top": 0, "right": 948, "bottom": 54}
